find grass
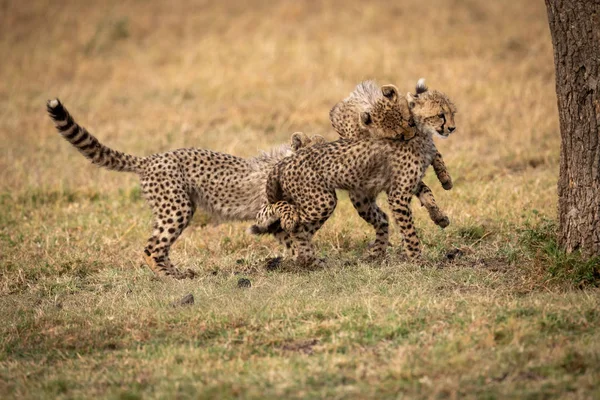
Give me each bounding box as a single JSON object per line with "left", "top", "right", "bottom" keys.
{"left": 519, "top": 218, "right": 600, "bottom": 288}
{"left": 1, "top": 0, "right": 600, "bottom": 398}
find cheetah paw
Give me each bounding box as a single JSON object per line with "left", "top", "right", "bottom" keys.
{"left": 435, "top": 215, "right": 450, "bottom": 229}
{"left": 307, "top": 258, "right": 327, "bottom": 270}
{"left": 296, "top": 257, "right": 327, "bottom": 270}
{"left": 362, "top": 251, "right": 387, "bottom": 264}
{"left": 264, "top": 256, "right": 283, "bottom": 271}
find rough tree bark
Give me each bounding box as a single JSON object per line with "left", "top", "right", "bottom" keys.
{"left": 545, "top": 0, "right": 600, "bottom": 257}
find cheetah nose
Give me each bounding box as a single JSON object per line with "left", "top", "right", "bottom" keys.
{"left": 448, "top": 126, "right": 455, "bottom": 132}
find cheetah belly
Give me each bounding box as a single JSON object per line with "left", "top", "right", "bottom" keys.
{"left": 173, "top": 150, "right": 268, "bottom": 221}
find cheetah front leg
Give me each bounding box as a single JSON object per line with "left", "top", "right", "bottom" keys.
{"left": 414, "top": 182, "right": 450, "bottom": 228}
{"left": 432, "top": 151, "right": 453, "bottom": 190}
{"left": 387, "top": 190, "right": 421, "bottom": 260}
{"left": 349, "top": 191, "right": 390, "bottom": 260}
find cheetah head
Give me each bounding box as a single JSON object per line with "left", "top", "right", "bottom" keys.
{"left": 358, "top": 84, "right": 417, "bottom": 141}
{"left": 406, "top": 79, "right": 457, "bottom": 139}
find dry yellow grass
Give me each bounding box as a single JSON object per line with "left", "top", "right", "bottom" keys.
{"left": 1, "top": 0, "right": 599, "bottom": 398}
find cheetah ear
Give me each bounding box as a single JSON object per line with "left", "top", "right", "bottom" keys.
{"left": 290, "top": 132, "right": 306, "bottom": 151}
{"left": 381, "top": 84, "right": 399, "bottom": 103}
{"left": 310, "top": 134, "right": 327, "bottom": 145}
{"left": 406, "top": 92, "right": 417, "bottom": 109}
{"left": 359, "top": 112, "right": 372, "bottom": 128}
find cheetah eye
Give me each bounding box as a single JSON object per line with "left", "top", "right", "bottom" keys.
{"left": 438, "top": 113, "right": 444, "bottom": 119}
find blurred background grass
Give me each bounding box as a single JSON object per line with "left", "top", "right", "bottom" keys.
{"left": 0, "top": 0, "right": 557, "bottom": 191}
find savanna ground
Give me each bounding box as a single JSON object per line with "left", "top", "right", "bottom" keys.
{"left": 1, "top": 0, "right": 599, "bottom": 398}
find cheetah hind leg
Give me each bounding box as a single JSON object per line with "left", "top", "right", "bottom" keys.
{"left": 139, "top": 179, "right": 198, "bottom": 279}
{"left": 289, "top": 193, "right": 336, "bottom": 269}
{"left": 347, "top": 191, "right": 390, "bottom": 263}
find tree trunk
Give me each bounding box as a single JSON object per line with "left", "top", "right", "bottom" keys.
{"left": 545, "top": 0, "right": 600, "bottom": 257}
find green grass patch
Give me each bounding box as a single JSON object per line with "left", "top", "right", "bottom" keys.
{"left": 519, "top": 218, "right": 600, "bottom": 287}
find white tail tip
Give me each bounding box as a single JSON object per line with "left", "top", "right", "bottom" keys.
{"left": 416, "top": 78, "right": 428, "bottom": 95}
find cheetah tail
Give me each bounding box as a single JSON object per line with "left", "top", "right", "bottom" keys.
{"left": 246, "top": 220, "right": 282, "bottom": 236}
{"left": 247, "top": 165, "right": 286, "bottom": 235}
{"left": 46, "top": 99, "right": 146, "bottom": 173}
{"left": 247, "top": 203, "right": 282, "bottom": 236}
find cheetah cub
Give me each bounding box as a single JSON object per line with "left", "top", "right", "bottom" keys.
{"left": 330, "top": 80, "right": 417, "bottom": 141}
{"left": 46, "top": 99, "right": 322, "bottom": 279}
{"left": 252, "top": 82, "right": 419, "bottom": 235}
{"left": 251, "top": 80, "right": 457, "bottom": 265}
{"left": 330, "top": 80, "right": 453, "bottom": 228}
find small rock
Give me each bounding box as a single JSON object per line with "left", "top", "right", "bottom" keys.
{"left": 172, "top": 293, "right": 194, "bottom": 307}
{"left": 237, "top": 278, "right": 252, "bottom": 288}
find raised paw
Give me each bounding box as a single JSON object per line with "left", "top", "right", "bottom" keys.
{"left": 435, "top": 215, "right": 450, "bottom": 229}
{"left": 441, "top": 178, "right": 453, "bottom": 190}
{"left": 425, "top": 208, "right": 450, "bottom": 229}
